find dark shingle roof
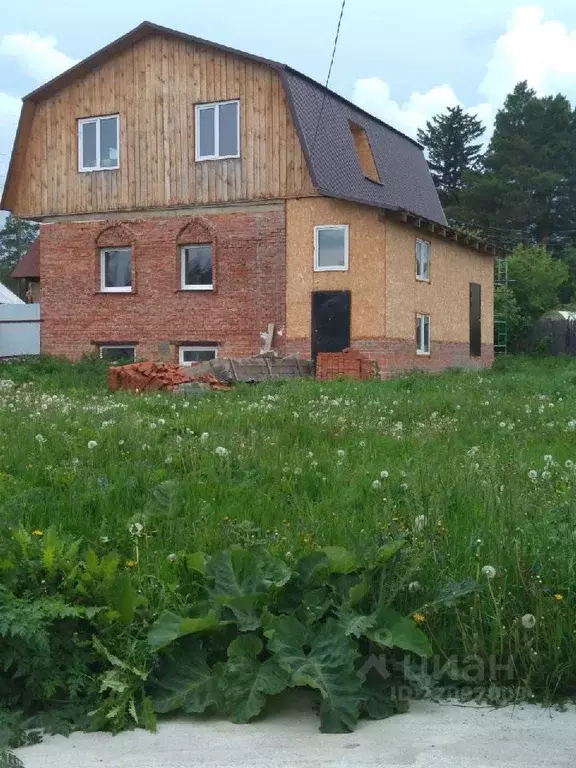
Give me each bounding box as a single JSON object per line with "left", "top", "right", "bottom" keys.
{"left": 281, "top": 70, "right": 447, "bottom": 224}
{"left": 10, "top": 239, "right": 39, "bottom": 279}
{"left": 5, "top": 21, "right": 445, "bottom": 224}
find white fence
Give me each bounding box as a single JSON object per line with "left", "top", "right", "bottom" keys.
{"left": 0, "top": 304, "right": 40, "bottom": 357}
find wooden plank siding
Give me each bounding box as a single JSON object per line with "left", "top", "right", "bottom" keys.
{"left": 11, "top": 33, "right": 317, "bottom": 219}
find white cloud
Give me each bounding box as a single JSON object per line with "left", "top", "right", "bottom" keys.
{"left": 0, "top": 31, "right": 77, "bottom": 83}
{"left": 353, "top": 5, "right": 576, "bottom": 141}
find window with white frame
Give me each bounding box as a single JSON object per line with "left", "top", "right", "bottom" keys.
{"left": 416, "top": 314, "right": 430, "bottom": 355}
{"left": 314, "top": 225, "right": 349, "bottom": 271}
{"left": 180, "top": 244, "right": 213, "bottom": 290}
{"left": 100, "top": 248, "right": 132, "bottom": 292}
{"left": 195, "top": 100, "right": 240, "bottom": 160}
{"left": 99, "top": 345, "right": 135, "bottom": 363}
{"left": 179, "top": 345, "right": 218, "bottom": 365}
{"left": 416, "top": 238, "right": 430, "bottom": 281}
{"left": 78, "top": 115, "right": 119, "bottom": 171}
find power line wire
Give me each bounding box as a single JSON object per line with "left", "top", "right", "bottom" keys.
{"left": 310, "top": 0, "right": 347, "bottom": 154}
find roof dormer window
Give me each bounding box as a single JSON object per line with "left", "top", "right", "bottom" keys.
{"left": 348, "top": 121, "right": 381, "bottom": 184}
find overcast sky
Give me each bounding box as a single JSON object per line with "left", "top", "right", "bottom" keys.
{"left": 2, "top": 1, "right": 576, "bottom": 212}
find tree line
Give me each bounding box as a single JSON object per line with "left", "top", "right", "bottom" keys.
{"left": 417, "top": 81, "right": 576, "bottom": 351}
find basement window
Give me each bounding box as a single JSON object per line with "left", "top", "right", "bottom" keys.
{"left": 100, "top": 248, "right": 132, "bottom": 292}
{"left": 416, "top": 239, "right": 430, "bottom": 281}
{"left": 416, "top": 314, "right": 430, "bottom": 355}
{"left": 314, "top": 225, "right": 349, "bottom": 272}
{"left": 349, "top": 121, "right": 380, "bottom": 184}
{"left": 100, "top": 345, "right": 135, "bottom": 363}
{"left": 180, "top": 244, "right": 213, "bottom": 290}
{"left": 78, "top": 115, "right": 119, "bottom": 171}
{"left": 195, "top": 100, "right": 240, "bottom": 160}
{"left": 179, "top": 346, "right": 218, "bottom": 365}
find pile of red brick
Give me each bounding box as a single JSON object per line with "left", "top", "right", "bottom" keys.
{"left": 315, "top": 348, "right": 378, "bottom": 381}
{"left": 108, "top": 362, "right": 231, "bottom": 392}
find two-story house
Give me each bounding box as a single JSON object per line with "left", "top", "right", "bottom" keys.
{"left": 1, "top": 21, "right": 495, "bottom": 375}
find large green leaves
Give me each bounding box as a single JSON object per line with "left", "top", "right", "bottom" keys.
{"left": 149, "top": 642, "right": 222, "bottom": 715}
{"left": 206, "top": 549, "right": 292, "bottom": 630}
{"left": 265, "top": 615, "right": 362, "bottom": 733}
{"left": 367, "top": 608, "right": 432, "bottom": 657}
{"left": 219, "top": 635, "right": 290, "bottom": 723}
{"left": 147, "top": 609, "right": 220, "bottom": 650}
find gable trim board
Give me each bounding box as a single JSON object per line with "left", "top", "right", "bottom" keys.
{"left": 2, "top": 20, "right": 444, "bottom": 227}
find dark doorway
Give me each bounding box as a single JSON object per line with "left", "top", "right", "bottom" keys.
{"left": 469, "top": 282, "right": 481, "bottom": 357}
{"left": 311, "top": 290, "right": 351, "bottom": 359}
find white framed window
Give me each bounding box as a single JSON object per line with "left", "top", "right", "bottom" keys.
{"left": 100, "top": 248, "right": 132, "bottom": 293}
{"left": 416, "top": 238, "right": 430, "bottom": 281}
{"left": 179, "top": 346, "right": 218, "bottom": 365}
{"left": 195, "top": 100, "right": 240, "bottom": 161}
{"left": 100, "top": 345, "right": 135, "bottom": 363}
{"left": 180, "top": 244, "right": 213, "bottom": 290}
{"left": 314, "top": 225, "right": 349, "bottom": 272}
{"left": 416, "top": 314, "right": 430, "bottom": 355}
{"left": 78, "top": 115, "right": 120, "bottom": 172}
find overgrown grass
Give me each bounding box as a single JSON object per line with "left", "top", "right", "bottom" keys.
{"left": 2, "top": 354, "right": 576, "bottom": 700}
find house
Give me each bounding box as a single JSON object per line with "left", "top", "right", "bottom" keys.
{"left": 1, "top": 21, "right": 495, "bottom": 374}
{"left": 10, "top": 240, "right": 40, "bottom": 303}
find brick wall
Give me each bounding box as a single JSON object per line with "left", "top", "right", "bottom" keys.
{"left": 40, "top": 210, "right": 286, "bottom": 361}
{"left": 316, "top": 348, "right": 378, "bottom": 380}
{"left": 353, "top": 339, "right": 494, "bottom": 378}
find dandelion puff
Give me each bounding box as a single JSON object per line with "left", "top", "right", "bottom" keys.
{"left": 372, "top": 479, "right": 381, "bottom": 489}
{"left": 200, "top": 432, "right": 209, "bottom": 442}
{"left": 35, "top": 434, "right": 46, "bottom": 444}
{"left": 528, "top": 469, "right": 538, "bottom": 481}
{"left": 565, "top": 459, "right": 574, "bottom": 469}
{"left": 400, "top": 483, "right": 409, "bottom": 491}
{"left": 521, "top": 613, "right": 536, "bottom": 629}
{"left": 408, "top": 581, "right": 420, "bottom": 593}
{"left": 87, "top": 440, "right": 97, "bottom": 450}
{"left": 337, "top": 449, "right": 345, "bottom": 457}
{"left": 215, "top": 446, "right": 229, "bottom": 457}
{"left": 129, "top": 522, "right": 144, "bottom": 537}
{"left": 481, "top": 565, "right": 496, "bottom": 579}
{"left": 541, "top": 470, "right": 551, "bottom": 480}
{"left": 167, "top": 553, "right": 177, "bottom": 563}
{"left": 544, "top": 454, "right": 553, "bottom": 465}
{"left": 380, "top": 470, "right": 389, "bottom": 479}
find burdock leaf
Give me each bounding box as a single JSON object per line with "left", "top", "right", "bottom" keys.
{"left": 265, "top": 615, "right": 362, "bottom": 733}
{"left": 367, "top": 608, "right": 432, "bottom": 657}
{"left": 147, "top": 609, "right": 220, "bottom": 650}
{"left": 150, "top": 642, "right": 222, "bottom": 714}
{"left": 220, "top": 634, "right": 290, "bottom": 723}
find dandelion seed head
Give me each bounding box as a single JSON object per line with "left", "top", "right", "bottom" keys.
{"left": 481, "top": 565, "right": 496, "bottom": 579}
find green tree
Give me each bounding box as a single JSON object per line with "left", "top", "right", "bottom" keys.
{"left": 498, "top": 245, "right": 570, "bottom": 351}
{"left": 0, "top": 215, "right": 39, "bottom": 293}
{"left": 457, "top": 82, "right": 576, "bottom": 250}
{"left": 417, "top": 105, "right": 485, "bottom": 208}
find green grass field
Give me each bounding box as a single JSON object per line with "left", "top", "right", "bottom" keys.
{"left": 1, "top": 354, "right": 576, "bottom": 705}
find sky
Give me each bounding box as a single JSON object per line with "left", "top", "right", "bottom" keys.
{"left": 2, "top": 0, "right": 576, "bottom": 214}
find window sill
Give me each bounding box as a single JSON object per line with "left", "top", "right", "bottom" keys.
{"left": 94, "top": 290, "right": 135, "bottom": 295}
{"left": 313, "top": 266, "right": 349, "bottom": 273}
{"left": 79, "top": 167, "right": 120, "bottom": 173}
{"left": 195, "top": 155, "right": 240, "bottom": 162}
{"left": 416, "top": 276, "right": 430, "bottom": 283}
{"left": 179, "top": 286, "right": 214, "bottom": 291}
{"left": 416, "top": 351, "right": 431, "bottom": 356}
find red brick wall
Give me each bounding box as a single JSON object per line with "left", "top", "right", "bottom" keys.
{"left": 353, "top": 339, "right": 494, "bottom": 378}
{"left": 40, "top": 210, "right": 286, "bottom": 360}
{"left": 316, "top": 349, "right": 378, "bottom": 380}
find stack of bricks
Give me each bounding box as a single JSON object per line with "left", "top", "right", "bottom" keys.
{"left": 315, "top": 348, "right": 378, "bottom": 381}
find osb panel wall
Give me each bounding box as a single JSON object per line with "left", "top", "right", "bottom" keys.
{"left": 12, "top": 34, "right": 316, "bottom": 218}
{"left": 285, "top": 198, "right": 386, "bottom": 341}
{"left": 385, "top": 220, "right": 494, "bottom": 344}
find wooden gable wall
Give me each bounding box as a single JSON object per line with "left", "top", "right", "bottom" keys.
{"left": 10, "top": 34, "right": 317, "bottom": 218}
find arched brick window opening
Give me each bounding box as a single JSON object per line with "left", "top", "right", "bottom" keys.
{"left": 95, "top": 224, "right": 135, "bottom": 293}
{"left": 176, "top": 217, "right": 216, "bottom": 291}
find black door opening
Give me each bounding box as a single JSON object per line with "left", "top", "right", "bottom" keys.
{"left": 311, "top": 290, "right": 351, "bottom": 359}
{"left": 469, "top": 282, "right": 481, "bottom": 357}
